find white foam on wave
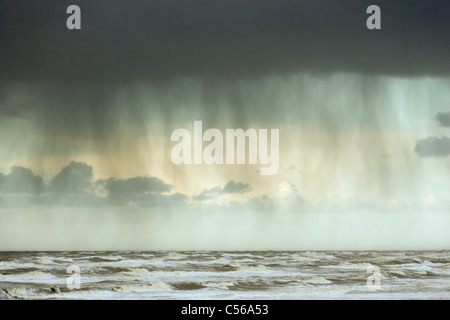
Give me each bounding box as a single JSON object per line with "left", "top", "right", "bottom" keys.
{"left": 34, "top": 258, "right": 57, "bottom": 265}
{"left": 287, "top": 253, "right": 319, "bottom": 263}
{"left": 437, "top": 267, "right": 450, "bottom": 275}
{"left": 236, "top": 265, "right": 268, "bottom": 272}
{"left": 202, "top": 281, "right": 234, "bottom": 289}
{"left": 0, "top": 271, "right": 58, "bottom": 283}
{"left": 4, "top": 287, "right": 33, "bottom": 299}
{"left": 280, "top": 285, "right": 349, "bottom": 298}
{"left": 300, "top": 276, "right": 332, "bottom": 284}
{"left": 184, "top": 257, "right": 232, "bottom": 266}
{"left": 96, "top": 255, "right": 124, "bottom": 261}
{"left": 112, "top": 281, "right": 172, "bottom": 292}
{"left": 0, "top": 261, "right": 22, "bottom": 270}
{"left": 119, "top": 268, "right": 183, "bottom": 280}
{"left": 138, "top": 253, "right": 155, "bottom": 258}
{"left": 414, "top": 270, "right": 427, "bottom": 275}
{"left": 60, "top": 290, "right": 114, "bottom": 300}
{"left": 222, "top": 253, "right": 266, "bottom": 259}
{"left": 71, "top": 257, "right": 172, "bottom": 271}
{"left": 227, "top": 284, "right": 350, "bottom": 299}
{"left": 3, "top": 286, "right": 60, "bottom": 299}
{"left": 53, "top": 257, "right": 74, "bottom": 263}
{"left": 207, "top": 258, "right": 231, "bottom": 264}
{"left": 118, "top": 267, "right": 270, "bottom": 286}
{"left": 1, "top": 251, "right": 447, "bottom": 300}
{"left": 119, "top": 268, "right": 154, "bottom": 280}
{"left": 165, "top": 252, "right": 186, "bottom": 260}
{"left": 321, "top": 262, "right": 372, "bottom": 270}
{"left": 398, "top": 261, "right": 435, "bottom": 272}
{"left": 421, "top": 252, "right": 450, "bottom": 260}
{"left": 302, "top": 252, "right": 337, "bottom": 260}
{"left": 388, "top": 270, "right": 407, "bottom": 276}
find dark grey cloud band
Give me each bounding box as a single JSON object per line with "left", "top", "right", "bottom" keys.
{"left": 1, "top": 0, "right": 449, "bottom": 81}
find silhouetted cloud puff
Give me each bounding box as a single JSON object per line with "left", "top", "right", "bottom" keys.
{"left": 0, "top": 166, "right": 44, "bottom": 195}
{"left": 435, "top": 112, "right": 450, "bottom": 127}
{"left": 103, "top": 176, "right": 172, "bottom": 206}
{"left": 105, "top": 177, "right": 171, "bottom": 195}
{"left": 222, "top": 181, "right": 252, "bottom": 194}
{"left": 194, "top": 180, "right": 251, "bottom": 201}
{"left": 0, "top": 161, "right": 186, "bottom": 208}
{"left": 51, "top": 161, "right": 93, "bottom": 194}
{"left": 415, "top": 136, "right": 450, "bottom": 157}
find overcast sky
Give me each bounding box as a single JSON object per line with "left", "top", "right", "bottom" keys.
{"left": 1, "top": 0, "right": 449, "bottom": 81}
{"left": 0, "top": 0, "right": 449, "bottom": 250}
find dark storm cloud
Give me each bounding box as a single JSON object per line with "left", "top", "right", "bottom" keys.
{"left": 415, "top": 136, "right": 450, "bottom": 157}
{"left": 194, "top": 180, "right": 251, "bottom": 201}
{"left": 0, "top": 94, "right": 35, "bottom": 118}
{"left": 0, "top": 0, "right": 449, "bottom": 82}
{"left": 435, "top": 112, "right": 450, "bottom": 127}
{"left": 0, "top": 82, "right": 137, "bottom": 138}
{"left": 0, "top": 106, "right": 24, "bottom": 118}
{"left": 0, "top": 161, "right": 186, "bottom": 207}
{"left": 0, "top": 166, "right": 44, "bottom": 195}
{"left": 51, "top": 161, "right": 93, "bottom": 194}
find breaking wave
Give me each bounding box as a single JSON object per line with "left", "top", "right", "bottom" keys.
{"left": 0, "top": 271, "right": 57, "bottom": 282}
{"left": 0, "top": 251, "right": 448, "bottom": 299}
{"left": 112, "top": 282, "right": 172, "bottom": 292}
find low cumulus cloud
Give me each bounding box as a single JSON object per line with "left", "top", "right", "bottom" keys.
{"left": 194, "top": 180, "right": 251, "bottom": 201}
{"left": 105, "top": 177, "right": 171, "bottom": 195}
{"left": 0, "top": 166, "right": 44, "bottom": 195}
{"left": 0, "top": 161, "right": 184, "bottom": 208}
{"left": 415, "top": 136, "right": 450, "bottom": 157}
{"left": 435, "top": 112, "right": 450, "bottom": 127}
{"left": 0, "top": 162, "right": 442, "bottom": 214}
{"left": 51, "top": 161, "right": 93, "bottom": 194}
{"left": 222, "top": 181, "right": 252, "bottom": 194}
{"left": 0, "top": 162, "right": 257, "bottom": 209}
{"left": 103, "top": 176, "right": 172, "bottom": 206}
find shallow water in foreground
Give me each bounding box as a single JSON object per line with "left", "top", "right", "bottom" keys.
{"left": 0, "top": 251, "right": 449, "bottom": 299}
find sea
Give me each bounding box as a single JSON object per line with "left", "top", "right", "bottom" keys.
{"left": 0, "top": 251, "right": 449, "bottom": 299}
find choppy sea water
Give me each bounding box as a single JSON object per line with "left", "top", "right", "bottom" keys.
{"left": 0, "top": 251, "right": 449, "bottom": 300}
